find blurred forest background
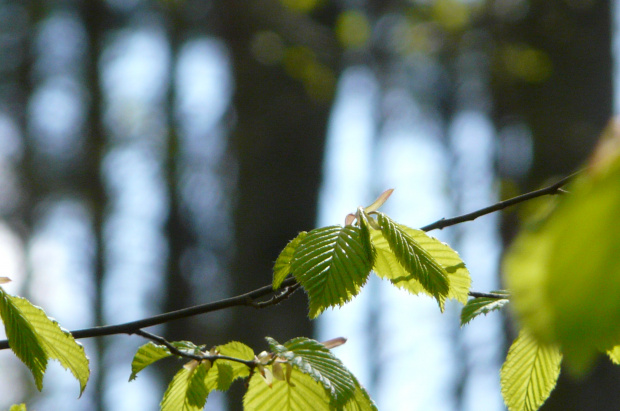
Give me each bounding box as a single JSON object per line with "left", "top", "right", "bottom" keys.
{"left": 0, "top": 0, "right": 617, "bottom": 410}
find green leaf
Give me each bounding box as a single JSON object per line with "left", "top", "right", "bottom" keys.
{"left": 268, "top": 337, "right": 356, "bottom": 407}
{"left": 202, "top": 360, "right": 235, "bottom": 393}
{"left": 0, "top": 290, "right": 90, "bottom": 395}
{"left": 500, "top": 329, "right": 562, "bottom": 411}
{"left": 130, "top": 341, "right": 203, "bottom": 382}
{"left": 244, "top": 365, "right": 332, "bottom": 411}
{"left": 504, "top": 155, "right": 620, "bottom": 373}
{"left": 291, "top": 225, "right": 373, "bottom": 318}
{"left": 607, "top": 345, "right": 620, "bottom": 365}
{"left": 0, "top": 290, "right": 48, "bottom": 390}
{"left": 375, "top": 213, "right": 449, "bottom": 306}
{"left": 343, "top": 376, "right": 378, "bottom": 411}
{"left": 9, "top": 404, "right": 27, "bottom": 411}
{"left": 357, "top": 211, "right": 376, "bottom": 269}
{"left": 370, "top": 223, "right": 465, "bottom": 309}
{"left": 405, "top": 227, "right": 470, "bottom": 304}
{"left": 161, "top": 362, "right": 210, "bottom": 411}
{"left": 130, "top": 342, "right": 174, "bottom": 381}
{"left": 201, "top": 341, "right": 254, "bottom": 395}
{"left": 216, "top": 341, "right": 255, "bottom": 380}
{"left": 273, "top": 231, "right": 307, "bottom": 289}
{"left": 460, "top": 291, "right": 510, "bottom": 326}
{"left": 213, "top": 362, "right": 234, "bottom": 391}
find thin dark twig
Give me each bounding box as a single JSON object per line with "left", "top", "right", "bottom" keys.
{"left": 250, "top": 283, "right": 301, "bottom": 308}
{"left": 421, "top": 172, "right": 578, "bottom": 232}
{"left": 135, "top": 329, "right": 257, "bottom": 368}
{"left": 467, "top": 291, "right": 509, "bottom": 300}
{"left": 134, "top": 329, "right": 204, "bottom": 361}
{"left": 0, "top": 173, "right": 575, "bottom": 352}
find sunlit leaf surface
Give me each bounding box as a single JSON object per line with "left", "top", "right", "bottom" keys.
{"left": 501, "top": 330, "right": 562, "bottom": 411}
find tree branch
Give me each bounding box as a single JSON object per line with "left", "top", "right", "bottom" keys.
{"left": 0, "top": 174, "right": 574, "bottom": 351}
{"left": 0, "top": 278, "right": 298, "bottom": 350}
{"left": 420, "top": 172, "right": 577, "bottom": 232}
{"left": 467, "top": 291, "right": 509, "bottom": 299}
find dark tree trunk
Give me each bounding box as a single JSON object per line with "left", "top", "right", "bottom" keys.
{"left": 216, "top": 1, "right": 340, "bottom": 408}
{"left": 80, "top": 2, "right": 113, "bottom": 410}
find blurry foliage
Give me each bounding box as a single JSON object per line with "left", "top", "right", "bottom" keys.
{"left": 506, "top": 120, "right": 620, "bottom": 375}
{"left": 335, "top": 10, "right": 370, "bottom": 49}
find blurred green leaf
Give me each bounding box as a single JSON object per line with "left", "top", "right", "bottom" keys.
{"left": 505, "top": 155, "right": 620, "bottom": 373}
{"left": 607, "top": 345, "right": 620, "bottom": 365}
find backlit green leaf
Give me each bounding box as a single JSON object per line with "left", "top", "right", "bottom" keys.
{"left": 291, "top": 225, "right": 373, "bottom": 318}
{"left": 160, "top": 362, "right": 209, "bottom": 411}
{"left": 505, "top": 154, "right": 620, "bottom": 373}
{"left": 244, "top": 365, "right": 331, "bottom": 411}
{"left": 214, "top": 362, "right": 234, "bottom": 391}
{"left": 9, "top": 405, "right": 27, "bottom": 411}
{"left": 130, "top": 341, "right": 204, "bottom": 382}
{"left": 130, "top": 342, "right": 173, "bottom": 381}
{"left": 406, "top": 227, "right": 469, "bottom": 304}
{"left": 268, "top": 336, "right": 356, "bottom": 407}
{"left": 371, "top": 222, "right": 464, "bottom": 309}
{"left": 0, "top": 290, "right": 90, "bottom": 395}
{"left": 607, "top": 345, "right": 620, "bottom": 365}
{"left": 376, "top": 213, "right": 449, "bottom": 305}
{"left": 216, "top": 341, "right": 255, "bottom": 380}
{"left": 343, "top": 376, "right": 378, "bottom": 411}
{"left": 273, "top": 231, "right": 307, "bottom": 289}
{"left": 357, "top": 211, "right": 376, "bottom": 269}
{"left": 501, "top": 329, "right": 562, "bottom": 411}
{"left": 0, "top": 290, "right": 48, "bottom": 390}
{"left": 461, "top": 291, "right": 510, "bottom": 326}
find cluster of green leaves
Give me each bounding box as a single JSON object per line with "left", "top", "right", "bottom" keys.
{"left": 273, "top": 191, "right": 471, "bottom": 318}
{"left": 127, "top": 189, "right": 474, "bottom": 410}
{"left": 0, "top": 282, "right": 90, "bottom": 398}
{"left": 130, "top": 336, "right": 376, "bottom": 411}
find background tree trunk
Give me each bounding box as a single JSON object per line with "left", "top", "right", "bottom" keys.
{"left": 216, "top": 1, "right": 340, "bottom": 408}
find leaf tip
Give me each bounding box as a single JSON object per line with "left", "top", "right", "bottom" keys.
{"left": 364, "top": 189, "right": 395, "bottom": 213}
{"left": 321, "top": 337, "right": 347, "bottom": 350}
